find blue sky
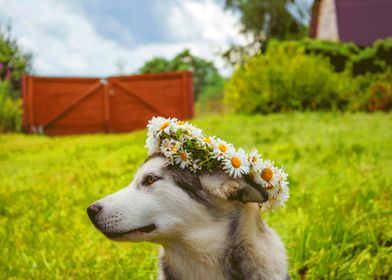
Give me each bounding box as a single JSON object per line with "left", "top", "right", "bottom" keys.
{"left": 0, "top": 0, "right": 311, "bottom": 77}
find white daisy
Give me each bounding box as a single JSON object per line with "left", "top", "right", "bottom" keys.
{"left": 260, "top": 182, "right": 289, "bottom": 212}
{"left": 171, "top": 120, "right": 185, "bottom": 133}
{"left": 260, "top": 198, "right": 276, "bottom": 212}
{"left": 189, "top": 159, "right": 202, "bottom": 173}
{"left": 182, "top": 123, "right": 204, "bottom": 139}
{"left": 254, "top": 160, "right": 280, "bottom": 187}
{"left": 200, "top": 136, "right": 213, "bottom": 147}
{"left": 259, "top": 166, "right": 289, "bottom": 210}
{"left": 160, "top": 138, "right": 182, "bottom": 159}
{"left": 249, "top": 148, "right": 263, "bottom": 172}
{"left": 147, "top": 116, "right": 174, "bottom": 135}
{"left": 174, "top": 148, "right": 192, "bottom": 169}
{"left": 145, "top": 132, "right": 160, "bottom": 155}
{"left": 222, "top": 148, "right": 250, "bottom": 178}
{"left": 275, "top": 167, "right": 289, "bottom": 203}
{"left": 212, "top": 138, "right": 232, "bottom": 160}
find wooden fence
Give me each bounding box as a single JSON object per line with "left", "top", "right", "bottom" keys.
{"left": 22, "top": 71, "right": 193, "bottom": 135}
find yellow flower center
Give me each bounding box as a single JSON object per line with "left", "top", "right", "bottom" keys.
{"left": 261, "top": 168, "right": 273, "bottom": 181}
{"left": 181, "top": 152, "right": 187, "bottom": 161}
{"left": 218, "top": 143, "right": 227, "bottom": 153}
{"left": 231, "top": 157, "right": 241, "bottom": 168}
{"left": 160, "top": 121, "right": 169, "bottom": 131}
{"left": 203, "top": 138, "right": 211, "bottom": 143}
{"left": 177, "top": 121, "right": 185, "bottom": 125}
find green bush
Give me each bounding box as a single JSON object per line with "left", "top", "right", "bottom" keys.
{"left": 344, "top": 72, "right": 391, "bottom": 112}
{"left": 0, "top": 81, "right": 22, "bottom": 132}
{"left": 274, "top": 38, "right": 392, "bottom": 75}
{"left": 297, "top": 39, "right": 358, "bottom": 72}
{"left": 366, "top": 72, "right": 392, "bottom": 111}
{"left": 0, "top": 24, "right": 32, "bottom": 99}
{"left": 269, "top": 39, "right": 359, "bottom": 72}
{"left": 351, "top": 38, "right": 392, "bottom": 76}
{"left": 224, "top": 44, "right": 352, "bottom": 113}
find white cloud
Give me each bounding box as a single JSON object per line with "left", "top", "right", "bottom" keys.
{"left": 163, "top": 0, "right": 247, "bottom": 75}
{"left": 166, "top": 0, "right": 244, "bottom": 45}
{"left": 0, "top": 0, "right": 245, "bottom": 77}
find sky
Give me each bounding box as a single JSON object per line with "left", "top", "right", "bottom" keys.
{"left": 0, "top": 0, "right": 312, "bottom": 77}
{"left": 0, "top": 0, "right": 249, "bottom": 77}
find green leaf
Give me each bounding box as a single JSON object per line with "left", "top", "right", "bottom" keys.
{"left": 175, "top": 129, "right": 183, "bottom": 140}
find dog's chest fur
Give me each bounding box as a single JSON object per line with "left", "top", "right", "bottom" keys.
{"left": 158, "top": 206, "right": 288, "bottom": 280}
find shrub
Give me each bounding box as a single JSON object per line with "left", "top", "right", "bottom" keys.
{"left": 0, "top": 81, "right": 22, "bottom": 132}
{"left": 0, "top": 24, "right": 33, "bottom": 99}
{"left": 224, "top": 44, "right": 352, "bottom": 113}
{"left": 351, "top": 38, "right": 392, "bottom": 76}
{"left": 195, "top": 72, "right": 226, "bottom": 116}
{"left": 295, "top": 39, "right": 358, "bottom": 72}
{"left": 367, "top": 72, "right": 392, "bottom": 111}
{"left": 269, "top": 39, "right": 359, "bottom": 72}
{"left": 343, "top": 71, "right": 392, "bottom": 112}
{"left": 274, "top": 38, "right": 392, "bottom": 75}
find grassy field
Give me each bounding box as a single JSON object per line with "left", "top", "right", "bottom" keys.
{"left": 0, "top": 112, "right": 391, "bottom": 279}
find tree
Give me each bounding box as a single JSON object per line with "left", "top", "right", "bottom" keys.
{"left": 139, "top": 49, "right": 223, "bottom": 100}
{"left": 139, "top": 57, "right": 171, "bottom": 74}
{"left": 0, "top": 24, "right": 33, "bottom": 99}
{"left": 225, "top": 0, "right": 307, "bottom": 40}
{"left": 223, "top": 0, "right": 309, "bottom": 65}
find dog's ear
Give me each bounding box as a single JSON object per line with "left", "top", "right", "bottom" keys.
{"left": 200, "top": 171, "right": 268, "bottom": 203}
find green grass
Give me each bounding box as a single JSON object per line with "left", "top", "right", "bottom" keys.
{"left": 0, "top": 112, "right": 391, "bottom": 279}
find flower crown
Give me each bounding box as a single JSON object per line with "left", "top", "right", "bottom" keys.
{"left": 145, "top": 117, "right": 289, "bottom": 211}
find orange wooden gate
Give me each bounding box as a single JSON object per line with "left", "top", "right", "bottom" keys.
{"left": 22, "top": 71, "right": 193, "bottom": 135}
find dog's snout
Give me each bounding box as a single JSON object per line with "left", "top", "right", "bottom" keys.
{"left": 87, "top": 203, "right": 102, "bottom": 221}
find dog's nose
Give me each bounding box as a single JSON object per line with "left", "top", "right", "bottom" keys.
{"left": 87, "top": 203, "right": 102, "bottom": 221}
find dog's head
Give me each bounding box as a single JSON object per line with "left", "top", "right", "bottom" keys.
{"left": 87, "top": 154, "right": 268, "bottom": 242}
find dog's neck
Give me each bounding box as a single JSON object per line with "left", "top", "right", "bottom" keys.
{"left": 159, "top": 203, "right": 276, "bottom": 280}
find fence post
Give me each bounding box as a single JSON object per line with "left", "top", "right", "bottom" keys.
{"left": 21, "top": 75, "right": 29, "bottom": 133}
{"left": 22, "top": 75, "right": 34, "bottom": 133}
{"left": 183, "top": 71, "right": 194, "bottom": 119}
{"left": 101, "top": 78, "right": 110, "bottom": 133}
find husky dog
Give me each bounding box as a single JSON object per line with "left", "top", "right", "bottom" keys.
{"left": 87, "top": 154, "right": 289, "bottom": 279}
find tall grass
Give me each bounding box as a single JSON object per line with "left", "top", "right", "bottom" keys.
{"left": 0, "top": 112, "right": 391, "bottom": 279}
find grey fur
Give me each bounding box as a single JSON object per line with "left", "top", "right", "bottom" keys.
{"left": 165, "top": 166, "right": 212, "bottom": 208}
{"left": 224, "top": 213, "right": 266, "bottom": 280}
{"left": 160, "top": 257, "right": 180, "bottom": 280}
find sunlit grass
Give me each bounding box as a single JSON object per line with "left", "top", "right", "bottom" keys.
{"left": 0, "top": 112, "right": 391, "bottom": 279}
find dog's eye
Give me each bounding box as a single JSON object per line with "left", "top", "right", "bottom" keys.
{"left": 143, "top": 173, "right": 160, "bottom": 186}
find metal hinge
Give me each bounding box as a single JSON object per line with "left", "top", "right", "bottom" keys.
{"left": 31, "top": 126, "right": 44, "bottom": 135}
{"left": 100, "top": 78, "right": 108, "bottom": 85}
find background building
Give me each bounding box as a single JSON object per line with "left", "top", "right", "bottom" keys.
{"left": 310, "top": 0, "right": 392, "bottom": 46}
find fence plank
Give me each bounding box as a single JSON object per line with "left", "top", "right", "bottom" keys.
{"left": 43, "top": 81, "right": 102, "bottom": 130}
{"left": 111, "top": 79, "right": 168, "bottom": 117}
{"left": 102, "top": 79, "right": 110, "bottom": 133}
